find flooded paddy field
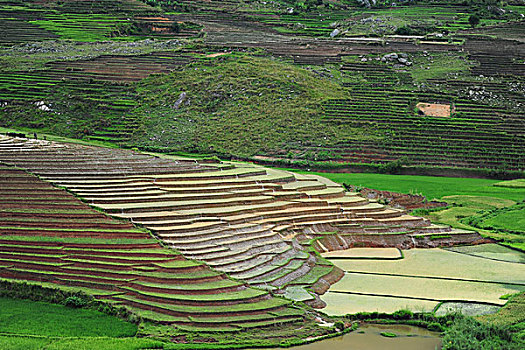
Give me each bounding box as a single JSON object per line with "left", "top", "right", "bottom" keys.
{"left": 321, "top": 245, "right": 525, "bottom": 316}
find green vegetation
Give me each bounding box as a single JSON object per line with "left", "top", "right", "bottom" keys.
{"left": 1, "top": 0, "right": 525, "bottom": 346}
{"left": 0, "top": 0, "right": 523, "bottom": 173}
{"left": 408, "top": 52, "right": 472, "bottom": 83}
{"left": 0, "top": 280, "right": 341, "bottom": 349}
{"left": 478, "top": 292, "right": 525, "bottom": 342}
{"left": 131, "top": 55, "right": 366, "bottom": 156}
{"left": 380, "top": 331, "right": 397, "bottom": 338}
{"left": 0, "top": 297, "right": 137, "bottom": 337}
{"left": 291, "top": 170, "right": 525, "bottom": 248}
{"left": 442, "top": 315, "right": 520, "bottom": 350}
{"left": 465, "top": 202, "right": 525, "bottom": 235}
{"left": 291, "top": 171, "right": 525, "bottom": 202}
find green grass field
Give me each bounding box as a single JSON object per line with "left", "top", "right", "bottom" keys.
{"left": 469, "top": 203, "right": 525, "bottom": 234}
{"left": 0, "top": 297, "right": 137, "bottom": 339}
{"left": 291, "top": 171, "right": 525, "bottom": 202}
{"left": 0, "top": 335, "right": 164, "bottom": 350}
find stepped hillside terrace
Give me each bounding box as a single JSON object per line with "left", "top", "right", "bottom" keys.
{"left": 0, "top": 134, "right": 484, "bottom": 307}
{"left": 0, "top": 159, "right": 309, "bottom": 331}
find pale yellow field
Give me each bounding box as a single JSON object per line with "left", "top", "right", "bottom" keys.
{"left": 321, "top": 292, "right": 438, "bottom": 315}
{"left": 321, "top": 248, "right": 402, "bottom": 259}
{"left": 321, "top": 248, "right": 525, "bottom": 314}
{"left": 330, "top": 248, "right": 525, "bottom": 285}
{"left": 330, "top": 273, "right": 519, "bottom": 306}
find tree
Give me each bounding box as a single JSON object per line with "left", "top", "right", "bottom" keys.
{"left": 468, "top": 14, "right": 480, "bottom": 27}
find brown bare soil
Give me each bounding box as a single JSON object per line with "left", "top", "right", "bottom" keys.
{"left": 416, "top": 102, "right": 453, "bottom": 117}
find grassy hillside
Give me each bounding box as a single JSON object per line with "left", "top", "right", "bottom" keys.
{"left": 131, "top": 55, "right": 376, "bottom": 155}
{"left": 0, "top": 0, "right": 523, "bottom": 173}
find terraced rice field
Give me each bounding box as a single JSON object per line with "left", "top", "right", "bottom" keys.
{"left": 322, "top": 293, "right": 440, "bottom": 315}
{"left": 322, "top": 247, "right": 525, "bottom": 315}
{"left": 0, "top": 158, "right": 306, "bottom": 330}
{"left": 316, "top": 82, "right": 525, "bottom": 170}
{"left": 0, "top": 0, "right": 199, "bottom": 45}
{"left": 0, "top": 134, "right": 482, "bottom": 307}
{"left": 446, "top": 244, "right": 525, "bottom": 264}
{"left": 321, "top": 248, "right": 402, "bottom": 260}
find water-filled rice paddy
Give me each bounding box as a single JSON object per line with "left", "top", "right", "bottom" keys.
{"left": 435, "top": 302, "right": 501, "bottom": 317}
{"left": 331, "top": 273, "right": 518, "bottom": 305}
{"left": 321, "top": 248, "right": 402, "bottom": 259}
{"left": 322, "top": 293, "right": 439, "bottom": 315}
{"left": 446, "top": 244, "right": 525, "bottom": 263}
{"left": 331, "top": 248, "right": 525, "bottom": 285}
{"left": 322, "top": 246, "right": 525, "bottom": 315}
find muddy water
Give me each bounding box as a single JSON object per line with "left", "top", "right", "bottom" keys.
{"left": 288, "top": 324, "right": 442, "bottom": 350}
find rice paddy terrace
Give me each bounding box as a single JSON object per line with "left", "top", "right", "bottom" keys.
{"left": 0, "top": 0, "right": 199, "bottom": 44}
{"left": 0, "top": 1, "right": 524, "bottom": 348}
{"left": 0, "top": 135, "right": 482, "bottom": 309}
{"left": 0, "top": 144, "right": 312, "bottom": 331}
{"left": 321, "top": 246, "right": 525, "bottom": 316}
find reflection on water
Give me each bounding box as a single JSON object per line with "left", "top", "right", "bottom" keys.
{"left": 288, "top": 324, "right": 442, "bottom": 350}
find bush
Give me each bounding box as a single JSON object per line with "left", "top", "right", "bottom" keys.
{"left": 468, "top": 14, "right": 481, "bottom": 28}
{"left": 392, "top": 309, "right": 413, "bottom": 320}
{"left": 442, "top": 315, "right": 519, "bottom": 350}
{"left": 334, "top": 321, "right": 345, "bottom": 331}
{"left": 427, "top": 322, "right": 445, "bottom": 332}
{"left": 378, "top": 157, "right": 410, "bottom": 174}
{"left": 63, "top": 296, "right": 88, "bottom": 308}
{"left": 380, "top": 332, "right": 397, "bottom": 337}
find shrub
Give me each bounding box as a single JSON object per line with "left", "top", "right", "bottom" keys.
{"left": 380, "top": 332, "right": 397, "bottom": 337}
{"left": 378, "top": 157, "right": 409, "bottom": 174}
{"left": 427, "top": 322, "right": 445, "bottom": 332}
{"left": 392, "top": 309, "right": 413, "bottom": 320}
{"left": 334, "top": 321, "right": 345, "bottom": 331}
{"left": 442, "top": 316, "right": 518, "bottom": 350}
{"left": 63, "top": 296, "right": 88, "bottom": 308}
{"left": 469, "top": 14, "right": 481, "bottom": 27}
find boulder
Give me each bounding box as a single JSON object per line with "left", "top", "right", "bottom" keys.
{"left": 383, "top": 53, "right": 398, "bottom": 60}
{"left": 173, "top": 92, "right": 187, "bottom": 109}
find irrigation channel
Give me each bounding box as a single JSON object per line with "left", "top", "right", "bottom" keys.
{"left": 289, "top": 324, "right": 442, "bottom": 350}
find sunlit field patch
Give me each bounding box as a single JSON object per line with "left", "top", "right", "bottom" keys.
{"left": 322, "top": 247, "right": 525, "bottom": 314}
{"left": 321, "top": 248, "right": 402, "bottom": 260}
{"left": 331, "top": 248, "right": 525, "bottom": 285}
{"left": 331, "top": 273, "right": 519, "bottom": 306}
{"left": 321, "top": 292, "right": 438, "bottom": 315}
{"left": 446, "top": 244, "right": 525, "bottom": 264}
